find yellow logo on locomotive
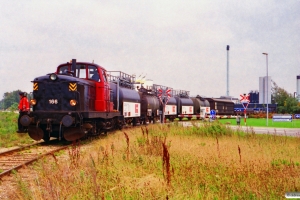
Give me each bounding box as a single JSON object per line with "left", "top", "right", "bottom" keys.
{"left": 69, "top": 83, "right": 77, "bottom": 91}
{"left": 33, "top": 82, "right": 38, "bottom": 91}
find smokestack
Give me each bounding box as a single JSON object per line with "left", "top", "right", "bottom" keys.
{"left": 71, "top": 59, "right": 76, "bottom": 76}
{"left": 226, "top": 45, "right": 230, "bottom": 96}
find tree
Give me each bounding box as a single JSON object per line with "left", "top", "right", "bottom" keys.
{"left": 271, "top": 80, "right": 289, "bottom": 106}
{"left": 0, "top": 90, "right": 26, "bottom": 110}
{"left": 285, "top": 96, "right": 300, "bottom": 113}
{"left": 271, "top": 80, "right": 299, "bottom": 114}
{"left": 9, "top": 102, "right": 19, "bottom": 112}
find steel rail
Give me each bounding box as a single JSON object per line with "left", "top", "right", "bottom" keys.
{"left": 0, "top": 145, "right": 69, "bottom": 178}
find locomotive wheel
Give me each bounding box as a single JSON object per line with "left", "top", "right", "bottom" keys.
{"left": 64, "top": 127, "right": 86, "bottom": 141}
{"left": 28, "top": 126, "right": 44, "bottom": 141}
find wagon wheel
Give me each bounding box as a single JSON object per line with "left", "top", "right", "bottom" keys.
{"left": 143, "top": 117, "right": 147, "bottom": 125}
{"left": 132, "top": 118, "right": 137, "bottom": 126}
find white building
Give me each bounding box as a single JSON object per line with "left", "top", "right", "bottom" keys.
{"left": 259, "top": 76, "right": 271, "bottom": 104}
{"left": 134, "top": 79, "right": 154, "bottom": 91}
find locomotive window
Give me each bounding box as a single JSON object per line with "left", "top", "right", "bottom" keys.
{"left": 76, "top": 65, "right": 86, "bottom": 79}
{"left": 58, "top": 66, "right": 69, "bottom": 74}
{"left": 78, "top": 68, "right": 86, "bottom": 79}
{"left": 102, "top": 71, "right": 107, "bottom": 82}
{"left": 88, "top": 65, "right": 100, "bottom": 82}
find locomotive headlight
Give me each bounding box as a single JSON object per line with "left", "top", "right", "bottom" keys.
{"left": 30, "top": 99, "right": 37, "bottom": 106}
{"left": 70, "top": 99, "right": 77, "bottom": 106}
{"left": 49, "top": 73, "right": 57, "bottom": 81}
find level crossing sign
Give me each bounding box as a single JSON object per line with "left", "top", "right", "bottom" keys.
{"left": 157, "top": 88, "right": 171, "bottom": 105}
{"left": 240, "top": 93, "right": 250, "bottom": 125}
{"left": 240, "top": 94, "right": 250, "bottom": 109}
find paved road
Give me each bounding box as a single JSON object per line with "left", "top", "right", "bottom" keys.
{"left": 232, "top": 126, "right": 300, "bottom": 137}
{"left": 179, "top": 121, "right": 300, "bottom": 137}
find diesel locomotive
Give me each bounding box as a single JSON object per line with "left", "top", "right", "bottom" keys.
{"left": 20, "top": 59, "right": 126, "bottom": 141}
{"left": 20, "top": 59, "right": 228, "bottom": 142}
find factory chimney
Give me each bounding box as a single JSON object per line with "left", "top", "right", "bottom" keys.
{"left": 226, "top": 45, "right": 230, "bottom": 96}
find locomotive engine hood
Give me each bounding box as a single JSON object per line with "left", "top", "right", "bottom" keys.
{"left": 31, "top": 73, "right": 95, "bottom": 112}
{"left": 32, "top": 73, "right": 92, "bottom": 85}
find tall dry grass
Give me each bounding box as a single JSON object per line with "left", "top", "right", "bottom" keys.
{"left": 5, "top": 122, "right": 300, "bottom": 199}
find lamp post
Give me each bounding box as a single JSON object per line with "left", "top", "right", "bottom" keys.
{"left": 262, "top": 53, "right": 268, "bottom": 126}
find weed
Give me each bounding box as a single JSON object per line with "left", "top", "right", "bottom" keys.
{"left": 216, "top": 137, "right": 220, "bottom": 158}
{"left": 162, "top": 140, "right": 171, "bottom": 187}
{"left": 123, "top": 132, "right": 130, "bottom": 160}
{"left": 13, "top": 171, "right": 33, "bottom": 199}
{"left": 68, "top": 140, "right": 81, "bottom": 168}
{"left": 238, "top": 145, "right": 242, "bottom": 164}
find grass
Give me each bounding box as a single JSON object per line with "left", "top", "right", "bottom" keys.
{"left": 0, "top": 111, "right": 298, "bottom": 148}
{"left": 5, "top": 122, "right": 300, "bottom": 199}
{"left": 218, "top": 117, "right": 300, "bottom": 128}
{"left": 0, "top": 112, "right": 34, "bottom": 148}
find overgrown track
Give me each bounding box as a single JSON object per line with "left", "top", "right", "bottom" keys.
{"left": 0, "top": 140, "right": 70, "bottom": 178}
{"left": 0, "top": 123, "right": 152, "bottom": 179}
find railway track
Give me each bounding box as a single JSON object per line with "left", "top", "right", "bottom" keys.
{"left": 0, "top": 140, "right": 70, "bottom": 179}
{"left": 0, "top": 123, "right": 160, "bottom": 179}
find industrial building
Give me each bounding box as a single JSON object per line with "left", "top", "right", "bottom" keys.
{"left": 259, "top": 76, "right": 271, "bottom": 104}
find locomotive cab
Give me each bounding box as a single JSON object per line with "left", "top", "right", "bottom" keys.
{"left": 56, "top": 61, "right": 112, "bottom": 112}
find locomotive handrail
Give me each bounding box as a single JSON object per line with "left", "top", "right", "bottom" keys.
{"left": 106, "top": 71, "right": 136, "bottom": 82}
{"left": 172, "top": 89, "right": 190, "bottom": 97}
{"left": 107, "top": 71, "right": 135, "bottom": 89}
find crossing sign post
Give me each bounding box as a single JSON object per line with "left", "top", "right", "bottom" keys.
{"left": 240, "top": 93, "right": 250, "bottom": 125}
{"left": 157, "top": 87, "right": 171, "bottom": 124}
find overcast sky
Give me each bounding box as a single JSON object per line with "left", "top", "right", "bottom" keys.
{"left": 0, "top": 0, "right": 299, "bottom": 99}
